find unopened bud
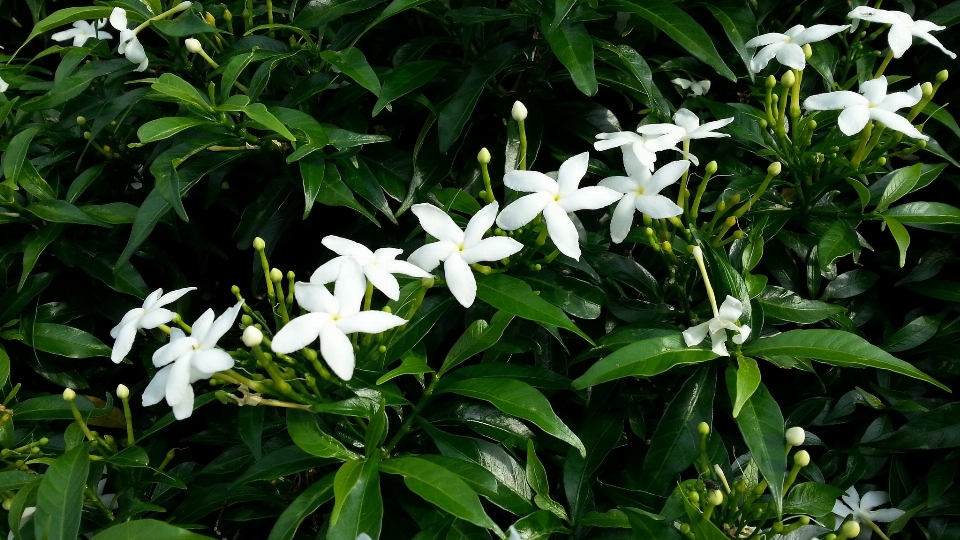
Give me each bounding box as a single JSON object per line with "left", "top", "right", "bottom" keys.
{"left": 204, "top": 11, "right": 215, "bottom": 25}
{"left": 185, "top": 38, "right": 203, "bottom": 53}
{"left": 83, "top": 131, "right": 91, "bottom": 139}
{"left": 662, "top": 241, "right": 672, "bottom": 253}
{"left": 768, "top": 162, "right": 782, "bottom": 175}
{"left": 242, "top": 326, "right": 263, "bottom": 347}
{"left": 644, "top": 227, "right": 654, "bottom": 237}
{"left": 705, "top": 161, "right": 717, "bottom": 175}
{"left": 765, "top": 75, "right": 777, "bottom": 89}
{"left": 802, "top": 43, "right": 812, "bottom": 59}
{"left": 730, "top": 194, "right": 741, "bottom": 205}
{"left": 781, "top": 70, "right": 796, "bottom": 87}
{"left": 786, "top": 426, "right": 805, "bottom": 446}
{"left": 378, "top": 345, "right": 387, "bottom": 353}
{"left": 253, "top": 237, "right": 266, "bottom": 250}
{"left": 382, "top": 306, "right": 392, "bottom": 313}
{"left": 718, "top": 200, "right": 726, "bottom": 211}
{"left": 62, "top": 388, "right": 76, "bottom": 402}
{"left": 511, "top": 101, "right": 527, "bottom": 122}
{"left": 478, "top": 147, "right": 491, "bottom": 164}
{"left": 706, "top": 489, "right": 723, "bottom": 506}
{"left": 221, "top": 181, "right": 230, "bottom": 190}
{"left": 840, "top": 521, "right": 860, "bottom": 538}
{"left": 876, "top": 157, "right": 886, "bottom": 166}
{"left": 937, "top": 69, "right": 949, "bottom": 83}
{"left": 241, "top": 314, "right": 253, "bottom": 326}
{"left": 175, "top": 1, "right": 193, "bottom": 10}
{"left": 807, "top": 119, "right": 817, "bottom": 130}
{"left": 102, "top": 145, "right": 110, "bottom": 152}
{"left": 76, "top": 116, "right": 86, "bottom": 125}
{"left": 117, "top": 384, "right": 130, "bottom": 400}
{"left": 688, "top": 491, "right": 699, "bottom": 504}
{"left": 921, "top": 81, "right": 933, "bottom": 98}
{"left": 223, "top": 8, "right": 233, "bottom": 20}
{"left": 732, "top": 230, "right": 744, "bottom": 239}
{"left": 697, "top": 421, "right": 710, "bottom": 435}
{"left": 725, "top": 216, "right": 736, "bottom": 227}
{"left": 270, "top": 268, "right": 283, "bottom": 282}
{"left": 794, "top": 449, "right": 811, "bottom": 467}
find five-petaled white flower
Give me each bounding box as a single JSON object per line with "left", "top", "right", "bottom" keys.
{"left": 804, "top": 76, "right": 927, "bottom": 140}
{"left": 683, "top": 295, "right": 751, "bottom": 356}
{"left": 408, "top": 202, "right": 523, "bottom": 307}
{"left": 110, "top": 287, "right": 196, "bottom": 363}
{"left": 746, "top": 24, "right": 849, "bottom": 72}
{"left": 51, "top": 19, "right": 112, "bottom": 47}
{"left": 848, "top": 7, "right": 956, "bottom": 59}
{"left": 599, "top": 156, "right": 690, "bottom": 244}
{"left": 594, "top": 131, "right": 686, "bottom": 172}
{"left": 109, "top": 8, "right": 149, "bottom": 72}
{"left": 271, "top": 259, "right": 407, "bottom": 380}
{"left": 312, "top": 236, "right": 432, "bottom": 301}
{"left": 833, "top": 486, "right": 904, "bottom": 540}
{"left": 672, "top": 77, "right": 711, "bottom": 97}
{"left": 496, "top": 152, "right": 621, "bottom": 260}
{"left": 144, "top": 301, "right": 243, "bottom": 419}
{"left": 637, "top": 108, "right": 733, "bottom": 151}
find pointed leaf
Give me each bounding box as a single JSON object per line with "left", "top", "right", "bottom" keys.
{"left": 572, "top": 335, "right": 717, "bottom": 389}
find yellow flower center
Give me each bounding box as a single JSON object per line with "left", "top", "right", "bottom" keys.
{"left": 635, "top": 187, "right": 645, "bottom": 195}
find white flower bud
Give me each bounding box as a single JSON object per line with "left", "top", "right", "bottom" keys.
{"left": 793, "top": 449, "right": 811, "bottom": 467}
{"left": 511, "top": 101, "right": 527, "bottom": 122}
{"left": 270, "top": 268, "right": 283, "bottom": 282}
{"left": 175, "top": 1, "right": 193, "bottom": 9}
{"left": 242, "top": 326, "right": 263, "bottom": 347}
{"left": 117, "top": 384, "right": 130, "bottom": 400}
{"left": 184, "top": 38, "right": 203, "bottom": 53}
{"left": 63, "top": 388, "right": 77, "bottom": 402}
{"left": 477, "top": 147, "right": 491, "bottom": 164}
{"left": 785, "top": 426, "right": 805, "bottom": 446}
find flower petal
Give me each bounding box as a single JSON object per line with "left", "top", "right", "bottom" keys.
{"left": 271, "top": 313, "right": 327, "bottom": 353}
{"left": 138, "top": 308, "right": 175, "bottom": 330}
{"left": 461, "top": 236, "right": 524, "bottom": 264}
{"left": 408, "top": 241, "right": 457, "bottom": 272}
{"left": 411, "top": 203, "right": 464, "bottom": 244}
{"left": 718, "top": 295, "right": 744, "bottom": 322}
{"left": 191, "top": 349, "right": 235, "bottom": 375}
{"left": 337, "top": 311, "right": 407, "bottom": 334}
{"left": 495, "top": 192, "right": 552, "bottom": 230}
{"left": 322, "top": 235, "right": 373, "bottom": 258}
{"left": 775, "top": 43, "right": 807, "bottom": 70}
{"left": 109, "top": 7, "right": 128, "bottom": 30}
{"left": 463, "top": 201, "right": 498, "bottom": 248}
{"left": 111, "top": 322, "right": 140, "bottom": 364}
{"left": 732, "top": 325, "right": 751, "bottom": 344}
{"left": 189, "top": 309, "right": 215, "bottom": 343}
{"left": 674, "top": 108, "right": 700, "bottom": 133}
{"left": 647, "top": 160, "right": 690, "bottom": 194}
{"left": 320, "top": 324, "right": 356, "bottom": 380}
{"left": 296, "top": 282, "right": 335, "bottom": 313}
{"left": 171, "top": 383, "right": 195, "bottom": 420}
{"left": 636, "top": 123, "right": 684, "bottom": 137}
{"left": 310, "top": 257, "right": 344, "bottom": 284}
{"left": 859, "top": 491, "right": 889, "bottom": 513}
{"left": 914, "top": 31, "right": 957, "bottom": 59}
{"left": 689, "top": 117, "right": 734, "bottom": 139}
{"left": 877, "top": 87, "right": 921, "bottom": 111}
{"left": 793, "top": 24, "right": 849, "bottom": 45}
{"left": 165, "top": 355, "right": 194, "bottom": 407}
{"left": 381, "top": 259, "right": 432, "bottom": 279}
{"left": 594, "top": 132, "right": 642, "bottom": 151}
{"left": 750, "top": 43, "right": 784, "bottom": 72}
{"left": 200, "top": 301, "right": 242, "bottom": 350}
{"left": 51, "top": 28, "right": 80, "bottom": 42}
{"left": 557, "top": 152, "right": 590, "bottom": 197}
{"left": 444, "top": 254, "right": 476, "bottom": 307}
{"left": 503, "top": 170, "right": 558, "bottom": 194}
{"left": 672, "top": 78, "right": 692, "bottom": 90}
{"left": 334, "top": 258, "right": 366, "bottom": 317}
{"left": 833, "top": 500, "right": 854, "bottom": 519}
{"left": 153, "top": 335, "right": 197, "bottom": 368}
{"left": 111, "top": 308, "right": 145, "bottom": 338}
{"left": 364, "top": 265, "right": 401, "bottom": 301}
{"left": 866, "top": 508, "right": 905, "bottom": 523}
{"left": 610, "top": 194, "right": 637, "bottom": 244}
{"left": 683, "top": 322, "right": 710, "bottom": 346}
{"left": 804, "top": 91, "right": 869, "bottom": 111}
{"left": 860, "top": 77, "right": 888, "bottom": 105}
{"left": 888, "top": 22, "right": 913, "bottom": 58}
{"left": 558, "top": 186, "right": 621, "bottom": 213}
{"left": 869, "top": 109, "right": 928, "bottom": 140}
{"left": 142, "top": 365, "right": 171, "bottom": 406}
{"left": 709, "top": 327, "right": 730, "bottom": 356}
{"left": 156, "top": 286, "right": 196, "bottom": 308}
{"left": 635, "top": 194, "right": 683, "bottom": 219}
{"left": 543, "top": 203, "right": 581, "bottom": 260}
{"left": 142, "top": 288, "right": 164, "bottom": 310}
{"left": 598, "top": 175, "right": 639, "bottom": 194}
{"left": 373, "top": 247, "right": 404, "bottom": 261}
{"left": 745, "top": 32, "right": 788, "bottom": 48}
{"left": 622, "top": 147, "right": 651, "bottom": 178}
{"left": 842, "top": 486, "right": 861, "bottom": 510}
{"left": 837, "top": 105, "right": 871, "bottom": 136}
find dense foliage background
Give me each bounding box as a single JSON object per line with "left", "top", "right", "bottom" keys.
{"left": 2, "top": 0, "right": 960, "bottom": 538}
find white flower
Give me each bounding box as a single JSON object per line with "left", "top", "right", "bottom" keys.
{"left": 109, "top": 8, "right": 149, "bottom": 71}
{"left": 51, "top": 19, "right": 112, "bottom": 47}
{"left": 637, "top": 108, "right": 734, "bottom": 146}
{"left": 848, "top": 7, "right": 956, "bottom": 59}
{"left": 594, "top": 130, "right": 689, "bottom": 171}
{"left": 746, "top": 24, "right": 849, "bottom": 72}
{"left": 682, "top": 295, "right": 751, "bottom": 356}
{"left": 495, "top": 152, "right": 621, "bottom": 260}
{"left": 409, "top": 202, "right": 523, "bottom": 307}
{"left": 8, "top": 507, "right": 35, "bottom": 540}
{"left": 0, "top": 77, "right": 7, "bottom": 93}
{"left": 804, "top": 76, "right": 926, "bottom": 140}
{"left": 271, "top": 259, "right": 407, "bottom": 380}
{"left": 143, "top": 302, "right": 243, "bottom": 420}
{"left": 833, "top": 486, "right": 905, "bottom": 539}
{"left": 110, "top": 287, "right": 196, "bottom": 363}
{"left": 599, "top": 156, "right": 689, "bottom": 243}
{"left": 672, "top": 77, "right": 711, "bottom": 96}
{"left": 311, "top": 236, "right": 431, "bottom": 301}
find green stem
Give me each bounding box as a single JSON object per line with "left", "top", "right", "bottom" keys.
{"left": 518, "top": 120, "right": 527, "bottom": 171}
{"left": 874, "top": 49, "right": 894, "bottom": 78}
{"left": 850, "top": 122, "right": 874, "bottom": 169}
{"left": 677, "top": 140, "right": 691, "bottom": 212}
{"left": 121, "top": 396, "right": 135, "bottom": 446}
{"left": 863, "top": 517, "right": 892, "bottom": 540}
{"left": 383, "top": 375, "right": 439, "bottom": 455}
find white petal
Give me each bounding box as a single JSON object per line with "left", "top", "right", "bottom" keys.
{"left": 914, "top": 31, "right": 957, "bottom": 59}
{"left": 97, "top": 30, "right": 113, "bottom": 40}
{"left": 647, "top": 160, "right": 690, "bottom": 194}
{"left": 110, "top": 322, "right": 139, "bottom": 364}
{"left": 137, "top": 308, "right": 175, "bottom": 330}
{"left": 503, "top": 170, "right": 558, "bottom": 195}
{"left": 750, "top": 43, "right": 783, "bottom": 72}
{"left": 859, "top": 491, "right": 889, "bottom": 513}
{"left": 364, "top": 265, "right": 401, "bottom": 301}
{"left": 636, "top": 123, "right": 684, "bottom": 137}
{"left": 635, "top": 194, "right": 683, "bottom": 219}
{"left": 189, "top": 309, "right": 215, "bottom": 343}
{"left": 373, "top": 247, "right": 404, "bottom": 261}
{"left": 156, "top": 286, "right": 196, "bottom": 308}
{"left": 683, "top": 322, "right": 710, "bottom": 346}
{"left": 672, "top": 78, "right": 692, "bottom": 90}
{"left": 860, "top": 77, "right": 888, "bottom": 105}
{"left": 887, "top": 23, "right": 913, "bottom": 58}
{"left": 732, "top": 325, "right": 751, "bottom": 344}
{"left": 643, "top": 133, "right": 683, "bottom": 152}
{"left": 322, "top": 235, "right": 373, "bottom": 258}
{"left": 296, "top": 282, "right": 335, "bottom": 313}
{"left": 709, "top": 327, "right": 730, "bottom": 356}
{"left": 408, "top": 241, "right": 457, "bottom": 272}
{"left": 745, "top": 32, "right": 788, "bottom": 47}
{"left": 689, "top": 117, "right": 734, "bottom": 139}
{"left": 557, "top": 152, "right": 590, "bottom": 197}
{"left": 495, "top": 192, "right": 552, "bottom": 230}
{"left": 558, "top": 186, "right": 621, "bottom": 213}
{"left": 460, "top": 237, "right": 524, "bottom": 264}
{"left": 463, "top": 201, "right": 498, "bottom": 248}
{"left": 153, "top": 336, "right": 197, "bottom": 368}
{"left": 319, "top": 324, "right": 355, "bottom": 380}
{"left": 333, "top": 259, "right": 366, "bottom": 317}
{"left": 51, "top": 28, "right": 80, "bottom": 42}
{"left": 444, "top": 254, "right": 477, "bottom": 307}
{"left": 848, "top": 7, "right": 903, "bottom": 25}
{"left": 842, "top": 486, "right": 861, "bottom": 510}
{"left": 171, "top": 383, "right": 195, "bottom": 420}
{"left": 310, "top": 257, "right": 344, "bottom": 284}
{"left": 200, "top": 302, "right": 242, "bottom": 350}
{"left": 838, "top": 106, "right": 871, "bottom": 136}
{"left": 73, "top": 32, "right": 92, "bottom": 47}
{"left": 337, "top": 311, "right": 407, "bottom": 335}
{"left": 594, "top": 132, "right": 642, "bottom": 151}
{"left": 411, "top": 204, "right": 464, "bottom": 244}
{"left": 610, "top": 194, "right": 637, "bottom": 244}
{"left": 142, "top": 365, "right": 171, "bottom": 406}
{"left": 111, "top": 308, "right": 145, "bottom": 338}
{"left": 877, "top": 88, "right": 921, "bottom": 111}
{"left": 622, "top": 147, "right": 651, "bottom": 178}
{"left": 866, "top": 508, "right": 905, "bottom": 523}
{"left": 598, "top": 175, "right": 639, "bottom": 194}
{"left": 271, "top": 313, "right": 327, "bottom": 353}
{"left": 869, "top": 109, "right": 928, "bottom": 140}
{"left": 379, "top": 259, "right": 431, "bottom": 279}
{"left": 695, "top": 80, "right": 710, "bottom": 95}
{"left": 784, "top": 25, "right": 806, "bottom": 38}
{"left": 0, "top": 77, "right": 8, "bottom": 93}
{"left": 191, "top": 349, "right": 235, "bottom": 375}
{"left": 833, "top": 501, "right": 854, "bottom": 518}
{"left": 793, "top": 24, "right": 849, "bottom": 45}
{"left": 911, "top": 20, "right": 945, "bottom": 34}
{"left": 165, "top": 355, "right": 194, "bottom": 407}
{"left": 775, "top": 43, "right": 807, "bottom": 70}
{"left": 804, "top": 91, "right": 869, "bottom": 111}
{"left": 673, "top": 109, "right": 700, "bottom": 133}
{"left": 109, "top": 7, "right": 128, "bottom": 30}
{"left": 142, "top": 288, "right": 164, "bottom": 310}
{"left": 543, "top": 203, "right": 581, "bottom": 260}
{"left": 718, "top": 295, "right": 744, "bottom": 322}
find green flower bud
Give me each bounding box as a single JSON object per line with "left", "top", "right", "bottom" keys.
{"left": 802, "top": 43, "right": 812, "bottom": 59}
{"left": 732, "top": 230, "right": 744, "bottom": 239}
{"left": 512, "top": 101, "right": 528, "bottom": 122}
{"left": 382, "top": 306, "right": 392, "bottom": 313}
{"left": 840, "top": 521, "right": 860, "bottom": 538}
{"left": 921, "top": 81, "right": 933, "bottom": 98}
{"left": 765, "top": 75, "right": 777, "bottom": 89}
{"left": 270, "top": 268, "right": 283, "bottom": 282}
{"left": 786, "top": 426, "right": 805, "bottom": 446}
{"left": 706, "top": 489, "right": 723, "bottom": 506}
{"left": 378, "top": 345, "right": 387, "bottom": 353}
{"left": 725, "top": 216, "right": 736, "bottom": 227}
{"left": 478, "top": 147, "right": 491, "bottom": 164}
{"left": 781, "top": 70, "right": 796, "bottom": 87}
{"left": 705, "top": 161, "right": 718, "bottom": 175}
{"left": 76, "top": 116, "right": 86, "bottom": 125}
{"left": 241, "top": 314, "right": 253, "bottom": 326}
{"left": 937, "top": 69, "right": 949, "bottom": 83}
{"left": 253, "top": 237, "right": 266, "bottom": 250}
{"left": 223, "top": 8, "right": 233, "bottom": 20}
{"left": 63, "top": 388, "right": 76, "bottom": 402}
{"left": 768, "top": 162, "right": 782, "bottom": 175}
{"left": 697, "top": 422, "right": 710, "bottom": 435}
{"left": 117, "top": 384, "right": 130, "bottom": 400}
{"left": 794, "top": 450, "right": 811, "bottom": 467}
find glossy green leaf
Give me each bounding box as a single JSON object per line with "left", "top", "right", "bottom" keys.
{"left": 563, "top": 416, "right": 622, "bottom": 522}
{"left": 880, "top": 215, "right": 910, "bottom": 268}
{"left": 875, "top": 164, "right": 923, "bottom": 211}
{"left": 821, "top": 270, "right": 877, "bottom": 300}
{"left": 907, "top": 279, "right": 960, "bottom": 302}
{"left": 293, "top": 0, "right": 381, "bottom": 28}
{"left": 681, "top": 491, "right": 730, "bottom": 540}
{"left": 244, "top": 103, "right": 297, "bottom": 141}
{"left": 817, "top": 220, "right": 858, "bottom": 271}
{"left": 440, "top": 378, "right": 586, "bottom": 457}
{"left": 374, "top": 60, "right": 447, "bottom": 116}
{"left": 267, "top": 472, "right": 335, "bottom": 540}
{"left": 597, "top": 44, "right": 671, "bottom": 119}
{"left": 475, "top": 273, "right": 591, "bottom": 344}
{"left": 239, "top": 406, "right": 264, "bottom": 459}
{"left": 299, "top": 152, "right": 325, "bottom": 219}
{"left": 34, "top": 443, "right": 89, "bottom": 540}
{"left": 543, "top": 21, "right": 597, "bottom": 96}
{"left": 138, "top": 117, "right": 214, "bottom": 144}
{"left": 871, "top": 402, "right": 960, "bottom": 450}
{"left": 90, "top": 520, "right": 213, "bottom": 540}
{"left": 0, "top": 345, "right": 9, "bottom": 388}
{"left": 757, "top": 286, "right": 845, "bottom": 324}
{"left": 2, "top": 126, "right": 41, "bottom": 187}
{"left": 440, "top": 311, "right": 515, "bottom": 376}
{"left": 704, "top": 0, "right": 756, "bottom": 75}
{"left": 383, "top": 296, "right": 453, "bottom": 360}
{"left": 19, "top": 224, "right": 64, "bottom": 291}
{"left": 26, "top": 200, "right": 109, "bottom": 227}
{"left": 623, "top": 507, "right": 683, "bottom": 539}
{"left": 783, "top": 482, "right": 845, "bottom": 516}
{"left": 520, "top": 270, "right": 604, "bottom": 319}
{"left": 882, "top": 314, "right": 941, "bottom": 353}
{"left": 883, "top": 202, "right": 960, "bottom": 225}
{"left": 0, "top": 272, "right": 53, "bottom": 325}
{"left": 376, "top": 351, "right": 434, "bottom": 385}
{"left": 727, "top": 374, "right": 785, "bottom": 516}
{"left": 15, "top": 394, "right": 112, "bottom": 422}
{"left": 742, "top": 329, "right": 948, "bottom": 391}
{"left": 152, "top": 73, "right": 212, "bottom": 113}
{"left": 287, "top": 410, "right": 361, "bottom": 460}
{"left": 572, "top": 335, "right": 717, "bottom": 389}
{"left": 329, "top": 457, "right": 382, "bottom": 540}
{"left": 15, "top": 7, "right": 116, "bottom": 55}
{"left": 30, "top": 323, "right": 110, "bottom": 358}
{"left": 320, "top": 48, "right": 381, "bottom": 96}
{"left": 731, "top": 357, "right": 762, "bottom": 418}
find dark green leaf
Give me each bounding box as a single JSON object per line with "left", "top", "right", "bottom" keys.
{"left": 90, "top": 520, "right": 214, "bottom": 540}
{"left": 757, "top": 286, "right": 845, "bottom": 324}
{"left": 783, "top": 482, "right": 845, "bottom": 516}
{"left": 373, "top": 61, "right": 448, "bottom": 116}
{"left": 34, "top": 443, "right": 89, "bottom": 540}
{"left": 138, "top": 117, "right": 215, "bottom": 144}
{"left": 329, "top": 457, "right": 382, "bottom": 540}
{"left": 816, "top": 220, "right": 858, "bottom": 272}
{"left": 704, "top": 0, "right": 756, "bottom": 75}
{"left": 475, "top": 273, "right": 592, "bottom": 344}
{"left": 597, "top": 44, "right": 671, "bottom": 120}
{"left": 563, "top": 416, "right": 622, "bottom": 521}
{"left": 883, "top": 202, "right": 960, "bottom": 225}
{"left": 320, "top": 48, "right": 381, "bottom": 96}
{"left": 267, "top": 473, "right": 335, "bottom": 540}
{"left": 19, "top": 224, "right": 64, "bottom": 291}
{"left": 287, "top": 410, "right": 361, "bottom": 460}
{"left": 30, "top": 323, "right": 110, "bottom": 359}
{"left": 871, "top": 402, "right": 960, "bottom": 450}
{"left": 543, "top": 21, "right": 597, "bottom": 96}
{"left": 727, "top": 375, "right": 785, "bottom": 515}
{"left": 440, "top": 311, "right": 514, "bottom": 376}
{"left": 26, "top": 200, "right": 109, "bottom": 227}
{"left": 572, "top": 335, "right": 717, "bottom": 389}
{"left": 731, "top": 356, "right": 762, "bottom": 418}
{"left": 244, "top": 103, "right": 297, "bottom": 141}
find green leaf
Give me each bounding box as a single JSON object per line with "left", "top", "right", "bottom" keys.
{"left": 756, "top": 286, "right": 845, "bottom": 324}
{"left": 731, "top": 357, "right": 762, "bottom": 418}
{"left": 299, "top": 152, "right": 325, "bottom": 219}
{"left": 380, "top": 457, "right": 499, "bottom": 532}
{"left": 623, "top": 507, "right": 683, "bottom": 539}
{"left": 906, "top": 279, "right": 960, "bottom": 302}
{"left": 883, "top": 201, "right": 960, "bottom": 225}
{"left": 287, "top": 410, "right": 362, "bottom": 460}
{"left": 153, "top": 13, "right": 220, "bottom": 36}
{"left": 870, "top": 402, "right": 960, "bottom": 450}
{"left": 219, "top": 51, "right": 257, "bottom": 102}
{"left": 783, "top": 482, "right": 845, "bottom": 516}
{"left": 2, "top": 126, "right": 41, "bottom": 187}
{"left": 882, "top": 314, "right": 942, "bottom": 353}
{"left": 34, "top": 443, "right": 89, "bottom": 540}
{"left": 239, "top": 406, "right": 264, "bottom": 459}
{"left": 373, "top": 60, "right": 447, "bottom": 116}
{"left": 639, "top": 364, "right": 715, "bottom": 494}
{"left": 293, "top": 0, "right": 381, "bottom": 28}
{"left": 0, "top": 345, "right": 9, "bottom": 388}
{"left": 30, "top": 323, "right": 110, "bottom": 358}
{"left": 612, "top": 0, "right": 736, "bottom": 81}
{"left": 90, "top": 520, "right": 214, "bottom": 540}
{"left": 438, "top": 42, "right": 519, "bottom": 152}
{"left": 340, "top": 160, "right": 398, "bottom": 224}
{"left": 329, "top": 457, "right": 382, "bottom": 540}
{"left": 138, "top": 117, "right": 215, "bottom": 144}
{"left": 526, "top": 440, "right": 549, "bottom": 495}
{"left": 376, "top": 352, "right": 434, "bottom": 385}
{"left": 244, "top": 103, "right": 297, "bottom": 141}
{"left": 366, "top": 0, "right": 431, "bottom": 29}
{"left": 475, "top": 273, "right": 592, "bottom": 344}
{"left": 704, "top": 0, "right": 757, "bottom": 76}
{"left": 512, "top": 510, "right": 570, "bottom": 540}
{"left": 440, "top": 378, "right": 586, "bottom": 457}
{"left": 572, "top": 335, "right": 717, "bottom": 389}
{"left": 743, "top": 329, "right": 948, "bottom": 391}
{"left": 726, "top": 374, "right": 785, "bottom": 516}
{"left": 520, "top": 270, "right": 604, "bottom": 319}
{"left": 267, "top": 473, "right": 335, "bottom": 540}
{"left": 440, "top": 311, "right": 515, "bottom": 376}
{"left": 15, "top": 7, "right": 116, "bottom": 56}
{"left": 881, "top": 216, "right": 911, "bottom": 268}
{"left": 875, "top": 163, "right": 923, "bottom": 211}
{"left": 235, "top": 446, "right": 333, "bottom": 485}
{"left": 822, "top": 270, "right": 877, "bottom": 300}
{"left": 681, "top": 491, "right": 731, "bottom": 540}
{"left": 0, "top": 272, "right": 53, "bottom": 325}
{"left": 152, "top": 73, "right": 212, "bottom": 113}
{"left": 319, "top": 48, "right": 381, "bottom": 96}
{"left": 314, "top": 163, "right": 379, "bottom": 225}
{"left": 19, "top": 224, "right": 64, "bottom": 291}
{"left": 563, "top": 416, "right": 622, "bottom": 522}
{"left": 816, "top": 220, "right": 858, "bottom": 271}
{"left": 383, "top": 296, "right": 453, "bottom": 360}
{"left": 597, "top": 44, "right": 671, "bottom": 120}
{"left": 25, "top": 199, "right": 109, "bottom": 227}
{"left": 14, "top": 394, "right": 112, "bottom": 422}
{"left": 543, "top": 21, "right": 597, "bottom": 96}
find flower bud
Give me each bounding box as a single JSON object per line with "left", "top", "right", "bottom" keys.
{"left": 794, "top": 449, "right": 811, "bottom": 467}
{"left": 840, "top": 521, "right": 860, "bottom": 538}
{"left": 705, "top": 161, "right": 718, "bottom": 175}
{"left": 732, "top": 230, "right": 744, "bottom": 239}
{"left": 697, "top": 421, "right": 710, "bottom": 435}
{"left": 382, "top": 306, "right": 392, "bottom": 313}
{"left": 780, "top": 70, "right": 796, "bottom": 88}
{"left": 76, "top": 116, "right": 86, "bottom": 125}
{"left": 378, "top": 345, "right": 387, "bottom": 353}
{"left": 785, "top": 426, "right": 805, "bottom": 446}
{"left": 937, "top": 69, "right": 949, "bottom": 83}
{"left": 253, "top": 237, "right": 266, "bottom": 250}
{"left": 241, "top": 314, "right": 253, "bottom": 326}
{"left": 204, "top": 11, "right": 216, "bottom": 25}
{"left": 63, "top": 388, "right": 76, "bottom": 402}
{"left": 921, "top": 81, "right": 933, "bottom": 98}
{"left": 117, "top": 384, "right": 130, "bottom": 400}
{"left": 768, "top": 162, "right": 782, "bottom": 176}
{"left": 270, "top": 268, "right": 283, "bottom": 282}
{"left": 876, "top": 157, "right": 886, "bottom": 166}
{"left": 1, "top": 499, "right": 10, "bottom": 511}
{"left": 185, "top": 38, "right": 203, "bottom": 53}
{"left": 242, "top": 326, "right": 263, "bottom": 347}
{"left": 765, "top": 75, "right": 777, "bottom": 89}
{"left": 223, "top": 8, "right": 233, "bottom": 20}
{"left": 799, "top": 516, "right": 810, "bottom": 525}
{"left": 687, "top": 491, "right": 699, "bottom": 504}
{"left": 477, "top": 147, "right": 491, "bottom": 164}
{"left": 807, "top": 119, "right": 817, "bottom": 130}
{"left": 730, "top": 194, "right": 741, "bottom": 205}
{"left": 175, "top": 1, "right": 193, "bottom": 9}
{"left": 802, "top": 43, "right": 812, "bottom": 59}
{"left": 511, "top": 101, "right": 528, "bottom": 122}
{"left": 725, "top": 216, "right": 736, "bottom": 227}
{"left": 706, "top": 489, "right": 723, "bottom": 506}
{"left": 102, "top": 145, "right": 111, "bottom": 152}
